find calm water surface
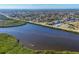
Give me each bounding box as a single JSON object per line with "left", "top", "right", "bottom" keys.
{"left": 0, "top": 23, "right": 79, "bottom": 51}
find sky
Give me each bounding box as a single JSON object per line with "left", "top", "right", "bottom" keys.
{"left": 0, "top": 4, "right": 79, "bottom": 9}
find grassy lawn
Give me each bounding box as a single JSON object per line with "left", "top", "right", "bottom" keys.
{"left": 0, "top": 33, "right": 33, "bottom": 54}
{"left": 0, "top": 33, "right": 79, "bottom": 54}
{"left": 0, "top": 20, "right": 27, "bottom": 28}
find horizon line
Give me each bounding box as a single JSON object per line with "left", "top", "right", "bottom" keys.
{"left": 0, "top": 8, "right": 79, "bottom": 9}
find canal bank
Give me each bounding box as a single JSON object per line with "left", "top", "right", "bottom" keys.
{"left": 28, "top": 22, "right": 79, "bottom": 35}
{"left": 0, "top": 20, "right": 27, "bottom": 28}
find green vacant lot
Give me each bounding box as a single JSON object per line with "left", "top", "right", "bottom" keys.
{"left": 0, "top": 33, "right": 79, "bottom": 54}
